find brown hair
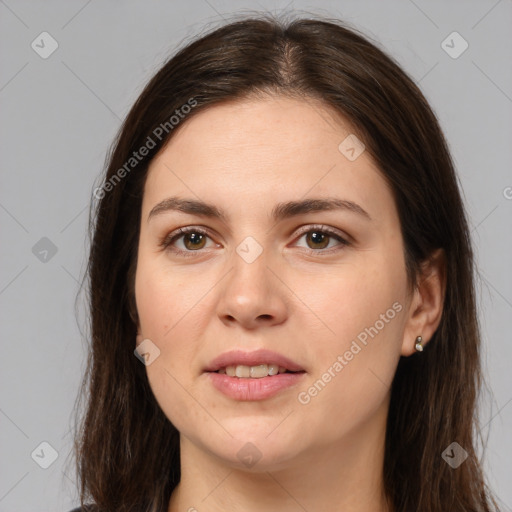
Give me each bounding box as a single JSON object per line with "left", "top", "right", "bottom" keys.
{"left": 71, "top": 11, "right": 502, "bottom": 512}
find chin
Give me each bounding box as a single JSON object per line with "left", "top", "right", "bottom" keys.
{"left": 203, "top": 429, "right": 303, "bottom": 471}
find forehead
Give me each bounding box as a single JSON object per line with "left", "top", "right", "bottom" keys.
{"left": 160, "top": 95, "right": 355, "bottom": 157}
{"left": 142, "top": 95, "right": 394, "bottom": 225}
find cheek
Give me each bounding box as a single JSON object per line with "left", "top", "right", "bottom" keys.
{"left": 135, "top": 252, "right": 207, "bottom": 342}
{"left": 134, "top": 254, "right": 220, "bottom": 427}
{"left": 298, "top": 250, "right": 406, "bottom": 352}
{"left": 293, "top": 252, "right": 406, "bottom": 426}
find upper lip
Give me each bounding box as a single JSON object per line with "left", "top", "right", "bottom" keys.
{"left": 204, "top": 349, "right": 305, "bottom": 372}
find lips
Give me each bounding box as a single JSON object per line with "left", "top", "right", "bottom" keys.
{"left": 204, "top": 349, "right": 305, "bottom": 373}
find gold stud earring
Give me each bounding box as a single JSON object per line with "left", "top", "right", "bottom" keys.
{"left": 415, "top": 336, "right": 424, "bottom": 352}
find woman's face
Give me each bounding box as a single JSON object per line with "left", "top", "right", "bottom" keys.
{"left": 134, "top": 95, "right": 416, "bottom": 470}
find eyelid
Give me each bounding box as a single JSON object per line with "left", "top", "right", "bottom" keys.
{"left": 293, "top": 223, "right": 350, "bottom": 242}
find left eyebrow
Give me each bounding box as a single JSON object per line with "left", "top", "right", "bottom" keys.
{"left": 147, "top": 196, "right": 372, "bottom": 223}
{"left": 272, "top": 197, "right": 372, "bottom": 222}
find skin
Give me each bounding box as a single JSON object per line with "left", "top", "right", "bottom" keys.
{"left": 133, "top": 95, "right": 446, "bottom": 512}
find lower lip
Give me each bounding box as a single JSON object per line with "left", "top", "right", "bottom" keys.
{"left": 206, "top": 371, "right": 306, "bottom": 401}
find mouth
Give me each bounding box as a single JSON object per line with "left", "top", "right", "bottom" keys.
{"left": 205, "top": 351, "right": 307, "bottom": 401}
{"left": 204, "top": 348, "right": 306, "bottom": 377}
{"left": 213, "top": 364, "right": 305, "bottom": 378}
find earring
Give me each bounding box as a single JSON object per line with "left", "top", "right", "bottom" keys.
{"left": 415, "top": 336, "right": 424, "bottom": 352}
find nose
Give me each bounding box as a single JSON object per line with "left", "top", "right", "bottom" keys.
{"left": 215, "top": 243, "right": 289, "bottom": 330}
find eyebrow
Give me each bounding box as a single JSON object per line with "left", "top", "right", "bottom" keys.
{"left": 147, "top": 196, "right": 372, "bottom": 223}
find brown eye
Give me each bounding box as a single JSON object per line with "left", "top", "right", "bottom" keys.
{"left": 182, "top": 232, "right": 207, "bottom": 250}
{"left": 304, "top": 230, "right": 331, "bottom": 250}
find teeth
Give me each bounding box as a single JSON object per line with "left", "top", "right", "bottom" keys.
{"left": 218, "top": 364, "right": 291, "bottom": 378}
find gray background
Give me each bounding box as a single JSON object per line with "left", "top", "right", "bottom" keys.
{"left": 0, "top": 1, "right": 511, "bottom": 511}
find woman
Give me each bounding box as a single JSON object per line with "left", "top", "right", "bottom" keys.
{"left": 69, "top": 12, "right": 502, "bottom": 512}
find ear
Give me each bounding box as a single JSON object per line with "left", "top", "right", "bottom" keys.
{"left": 401, "top": 248, "right": 447, "bottom": 356}
{"left": 136, "top": 331, "right": 144, "bottom": 347}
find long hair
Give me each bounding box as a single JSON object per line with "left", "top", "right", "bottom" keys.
{"left": 72, "top": 11, "right": 501, "bottom": 512}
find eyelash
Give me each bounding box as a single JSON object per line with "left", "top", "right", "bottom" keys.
{"left": 158, "top": 225, "right": 351, "bottom": 258}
